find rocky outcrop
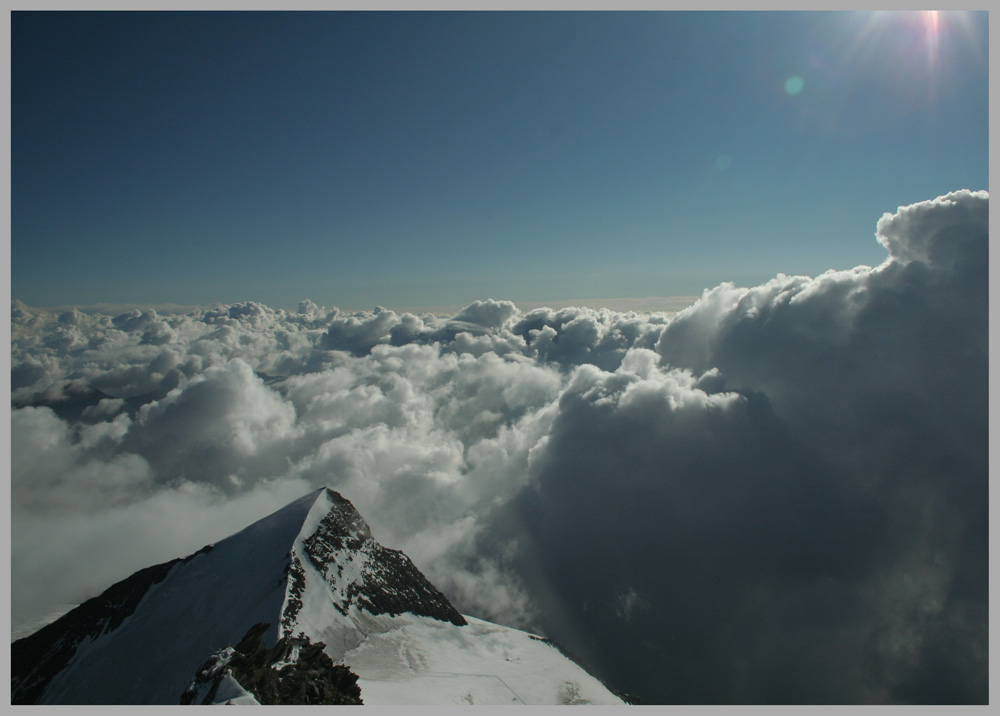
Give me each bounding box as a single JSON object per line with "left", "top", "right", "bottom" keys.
{"left": 180, "top": 622, "right": 363, "bottom": 705}
{"left": 279, "top": 554, "right": 307, "bottom": 633}
{"left": 304, "top": 488, "right": 467, "bottom": 626}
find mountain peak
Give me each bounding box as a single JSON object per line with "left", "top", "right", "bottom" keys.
{"left": 286, "top": 487, "right": 466, "bottom": 630}
{"left": 13, "top": 487, "right": 624, "bottom": 705}
{"left": 304, "top": 487, "right": 375, "bottom": 547}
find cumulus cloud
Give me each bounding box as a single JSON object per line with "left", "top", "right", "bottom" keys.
{"left": 451, "top": 298, "right": 520, "bottom": 329}
{"left": 9, "top": 190, "right": 988, "bottom": 704}
{"left": 498, "top": 190, "right": 987, "bottom": 703}
{"left": 123, "top": 358, "right": 300, "bottom": 488}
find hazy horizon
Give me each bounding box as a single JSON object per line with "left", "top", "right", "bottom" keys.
{"left": 10, "top": 293, "right": 703, "bottom": 318}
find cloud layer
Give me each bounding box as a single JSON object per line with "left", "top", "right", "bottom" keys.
{"left": 10, "top": 190, "right": 988, "bottom": 703}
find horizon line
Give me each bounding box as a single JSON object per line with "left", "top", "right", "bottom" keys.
{"left": 12, "top": 295, "right": 703, "bottom": 317}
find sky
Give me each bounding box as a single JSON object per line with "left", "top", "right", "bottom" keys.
{"left": 11, "top": 11, "right": 989, "bottom": 312}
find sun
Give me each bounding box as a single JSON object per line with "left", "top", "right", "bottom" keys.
{"left": 922, "top": 11, "right": 941, "bottom": 31}
{"left": 847, "top": 10, "right": 984, "bottom": 78}
{"left": 854, "top": 11, "right": 942, "bottom": 63}
{"left": 921, "top": 11, "right": 941, "bottom": 61}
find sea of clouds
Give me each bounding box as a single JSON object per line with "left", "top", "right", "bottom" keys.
{"left": 10, "top": 190, "right": 988, "bottom": 703}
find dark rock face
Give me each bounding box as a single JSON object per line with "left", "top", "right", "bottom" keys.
{"left": 180, "top": 623, "right": 363, "bottom": 706}
{"left": 280, "top": 553, "right": 307, "bottom": 634}
{"left": 306, "top": 489, "right": 374, "bottom": 551}
{"left": 304, "top": 489, "right": 467, "bottom": 626}
{"left": 11, "top": 545, "right": 212, "bottom": 705}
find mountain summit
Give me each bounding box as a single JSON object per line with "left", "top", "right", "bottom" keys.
{"left": 12, "top": 487, "right": 626, "bottom": 705}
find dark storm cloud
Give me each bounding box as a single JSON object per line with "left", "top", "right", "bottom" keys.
{"left": 478, "top": 190, "right": 989, "bottom": 703}
{"left": 488, "top": 360, "right": 888, "bottom": 702}
{"left": 9, "top": 191, "right": 987, "bottom": 703}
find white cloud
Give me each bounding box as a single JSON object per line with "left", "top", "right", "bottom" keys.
{"left": 81, "top": 397, "right": 126, "bottom": 420}
{"left": 9, "top": 190, "right": 988, "bottom": 703}
{"left": 124, "top": 358, "right": 300, "bottom": 487}
{"left": 451, "top": 298, "right": 520, "bottom": 328}
{"left": 875, "top": 189, "right": 988, "bottom": 268}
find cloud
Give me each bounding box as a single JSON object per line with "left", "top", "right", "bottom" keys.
{"left": 875, "top": 189, "right": 988, "bottom": 268}
{"left": 9, "top": 190, "right": 988, "bottom": 703}
{"left": 450, "top": 298, "right": 520, "bottom": 329}
{"left": 492, "top": 190, "right": 987, "bottom": 703}
{"left": 122, "top": 358, "right": 299, "bottom": 488}
{"left": 615, "top": 587, "right": 649, "bottom": 623}
{"left": 485, "top": 351, "right": 892, "bottom": 702}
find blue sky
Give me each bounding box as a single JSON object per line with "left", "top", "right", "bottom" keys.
{"left": 11, "top": 11, "right": 988, "bottom": 312}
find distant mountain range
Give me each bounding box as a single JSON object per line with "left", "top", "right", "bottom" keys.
{"left": 11, "top": 487, "right": 628, "bottom": 705}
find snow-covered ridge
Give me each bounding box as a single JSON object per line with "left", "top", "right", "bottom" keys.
{"left": 292, "top": 488, "right": 466, "bottom": 627}
{"left": 12, "top": 487, "right": 626, "bottom": 705}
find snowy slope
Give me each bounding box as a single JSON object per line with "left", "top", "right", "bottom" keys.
{"left": 343, "top": 614, "right": 623, "bottom": 705}
{"left": 12, "top": 487, "right": 625, "bottom": 705}
{"left": 21, "top": 489, "right": 322, "bottom": 704}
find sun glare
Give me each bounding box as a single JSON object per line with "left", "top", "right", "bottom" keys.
{"left": 844, "top": 10, "right": 984, "bottom": 88}
{"left": 922, "top": 11, "right": 941, "bottom": 62}
{"left": 923, "top": 10, "right": 940, "bottom": 34}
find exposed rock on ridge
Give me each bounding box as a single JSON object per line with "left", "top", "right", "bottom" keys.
{"left": 303, "top": 489, "right": 467, "bottom": 626}
{"left": 180, "top": 622, "right": 363, "bottom": 705}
